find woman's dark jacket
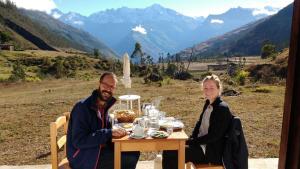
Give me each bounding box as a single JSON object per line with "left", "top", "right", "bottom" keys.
{"left": 187, "top": 97, "right": 232, "bottom": 164}
{"left": 66, "top": 90, "right": 116, "bottom": 169}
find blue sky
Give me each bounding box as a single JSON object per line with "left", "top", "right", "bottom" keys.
{"left": 6, "top": 0, "right": 294, "bottom": 17}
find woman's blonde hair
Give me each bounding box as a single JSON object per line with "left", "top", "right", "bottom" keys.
{"left": 201, "top": 74, "right": 223, "bottom": 95}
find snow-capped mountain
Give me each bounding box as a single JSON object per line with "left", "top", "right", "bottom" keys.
{"left": 51, "top": 4, "right": 279, "bottom": 60}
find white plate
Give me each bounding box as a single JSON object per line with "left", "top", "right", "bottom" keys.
{"left": 118, "top": 123, "right": 133, "bottom": 132}
{"left": 160, "top": 120, "right": 184, "bottom": 130}
{"left": 129, "top": 133, "right": 146, "bottom": 139}
{"left": 150, "top": 131, "right": 169, "bottom": 138}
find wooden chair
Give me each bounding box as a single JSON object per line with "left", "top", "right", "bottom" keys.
{"left": 50, "top": 112, "right": 71, "bottom": 169}
{"left": 186, "top": 162, "right": 224, "bottom": 169}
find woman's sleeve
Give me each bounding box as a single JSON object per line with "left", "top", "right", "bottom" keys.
{"left": 191, "top": 119, "right": 201, "bottom": 138}
{"left": 192, "top": 105, "right": 232, "bottom": 144}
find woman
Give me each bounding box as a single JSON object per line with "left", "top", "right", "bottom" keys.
{"left": 162, "top": 74, "right": 233, "bottom": 169}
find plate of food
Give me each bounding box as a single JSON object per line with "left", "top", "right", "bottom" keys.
{"left": 150, "top": 131, "right": 169, "bottom": 139}
{"left": 160, "top": 120, "right": 184, "bottom": 130}
{"left": 129, "top": 133, "right": 146, "bottom": 139}
{"left": 118, "top": 123, "right": 133, "bottom": 132}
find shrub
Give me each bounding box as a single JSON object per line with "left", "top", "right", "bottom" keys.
{"left": 227, "top": 63, "right": 239, "bottom": 77}
{"left": 253, "top": 86, "right": 272, "bottom": 93}
{"left": 9, "top": 61, "right": 26, "bottom": 82}
{"left": 81, "top": 73, "right": 92, "bottom": 81}
{"left": 247, "top": 64, "right": 286, "bottom": 84}
{"left": 165, "top": 63, "right": 177, "bottom": 77}
{"left": 0, "top": 76, "right": 8, "bottom": 82}
{"left": 235, "top": 70, "right": 249, "bottom": 85}
{"left": 261, "top": 43, "right": 276, "bottom": 59}
{"left": 174, "top": 71, "right": 193, "bottom": 80}
{"left": 144, "top": 73, "right": 163, "bottom": 83}
{"left": 221, "top": 74, "right": 236, "bottom": 85}
{"left": 25, "top": 76, "right": 41, "bottom": 82}
{"left": 159, "top": 77, "right": 172, "bottom": 86}
{"left": 53, "top": 59, "right": 67, "bottom": 78}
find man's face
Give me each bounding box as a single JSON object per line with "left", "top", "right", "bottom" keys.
{"left": 99, "top": 75, "right": 117, "bottom": 101}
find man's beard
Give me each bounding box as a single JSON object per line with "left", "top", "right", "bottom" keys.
{"left": 99, "top": 89, "right": 113, "bottom": 101}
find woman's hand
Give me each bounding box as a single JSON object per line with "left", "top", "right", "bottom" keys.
{"left": 186, "top": 137, "right": 196, "bottom": 145}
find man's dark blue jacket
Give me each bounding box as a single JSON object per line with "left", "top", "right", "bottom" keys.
{"left": 66, "top": 90, "right": 116, "bottom": 169}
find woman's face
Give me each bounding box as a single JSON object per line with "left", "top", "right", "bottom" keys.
{"left": 203, "top": 80, "right": 220, "bottom": 101}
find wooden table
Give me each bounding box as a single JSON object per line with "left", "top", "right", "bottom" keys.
{"left": 112, "top": 130, "right": 188, "bottom": 169}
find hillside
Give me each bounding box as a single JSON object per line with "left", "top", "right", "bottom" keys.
{"left": 246, "top": 48, "right": 288, "bottom": 83}
{"left": 0, "top": 1, "right": 118, "bottom": 58}
{"left": 178, "top": 3, "right": 293, "bottom": 58}
{"left": 0, "top": 50, "right": 122, "bottom": 82}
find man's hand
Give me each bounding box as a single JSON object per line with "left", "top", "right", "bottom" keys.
{"left": 112, "top": 128, "right": 127, "bottom": 137}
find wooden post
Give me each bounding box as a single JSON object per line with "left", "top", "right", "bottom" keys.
{"left": 278, "top": 0, "right": 300, "bottom": 169}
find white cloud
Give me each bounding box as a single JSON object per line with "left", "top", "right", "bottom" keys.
{"left": 52, "top": 11, "right": 61, "bottom": 19}
{"left": 252, "top": 7, "right": 278, "bottom": 16}
{"left": 73, "top": 20, "right": 84, "bottom": 26}
{"left": 177, "top": 0, "right": 293, "bottom": 17}
{"left": 132, "top": 25, "right": 147, "bottom": 35}
{"left": 6, "top": 0, "right": 56, "bottom": 14}
{"left": 210, "top": 19, "right": 224, "bottom": 24}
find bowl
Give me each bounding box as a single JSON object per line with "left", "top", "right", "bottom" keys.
{"left": 113, "top": 109, "right": 136, "bottom": 123}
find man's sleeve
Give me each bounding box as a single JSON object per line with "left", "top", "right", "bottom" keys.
{"left": 71, "top": 103, "right": 112, "bottom": 149}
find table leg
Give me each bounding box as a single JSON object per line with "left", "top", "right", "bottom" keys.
{"left": 138, "top": 98, "right": 141, "bottom": 115}
{"left": 114, "top": 142, "right": 121, "bottom": 169}
{"left": 130, "top": 100, "right": 133, "bottom": 109}
{"left": 126, "top": 100, "right": 129, "bottom": 109}
{"left": 178, "top": 141, "right": 185, "bottom": 169}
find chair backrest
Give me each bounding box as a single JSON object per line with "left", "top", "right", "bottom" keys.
{"left": 50, "top": 112, "right": 70, "bottom": 169}
{"left": 186, "top": 162, "right": 224, "bottom": 169}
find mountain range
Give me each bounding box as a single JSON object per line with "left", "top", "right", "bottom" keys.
{"left": 177, "top": 3, "right": 293, "bottom": 58}
{"left": 1, "top": 1, "right": 290, "bottom": 61}
{"left": 0, "top": 1, "right": 118, "bottom": 59}
{"left": 52, "top": 4, "right": 276, "bottom": 60}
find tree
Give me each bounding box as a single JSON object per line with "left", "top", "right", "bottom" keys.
{"left": 0, "top": 31, "right": 12, "bottom": 43}
{"left": 131, "top": 42, "right": 144, "bottom": 65}
{"left": 93, "top": 48, "right": 99, "bottom": 58}
{"left": 161, "top": 54, "right": 165, "bottom": 72}
{"left": 186, "top": 48, "right": 194, "bottom": 72}
{"left": 145, "top": 55, "right": 153, "bottom": 65}
{"left": 165, "top": 62, "right": 177, "bottom": 77}
{"left": 166, "top": 53, "right": 171, "bottom": 62}
{"left": 261, "top": 43, "right": 276, "bottom": 59}
{"left": 175, "top": 54, "right": 181, "bottom": 68}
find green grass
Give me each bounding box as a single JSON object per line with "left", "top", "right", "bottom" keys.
{"left": 0, "top": 77, "right": 285, "bottom": 165}
{"left": 0, "top": 50, "right": 286, "bottom": 164}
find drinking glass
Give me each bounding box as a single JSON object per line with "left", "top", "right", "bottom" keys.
{"left": 148, "top": 116, "right": 159, "bottom": 133}
{"left": 166, "top": 124, "right": 173, "bottom": 135}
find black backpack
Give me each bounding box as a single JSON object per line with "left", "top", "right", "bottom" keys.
{"left": 223, "top": 116, "right": 249, "bottom": 169}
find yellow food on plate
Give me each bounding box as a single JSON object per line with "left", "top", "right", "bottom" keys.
{"left": 122, "top": 123, "right": 133, "bottom": 128}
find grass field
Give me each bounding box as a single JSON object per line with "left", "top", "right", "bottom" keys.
{"left": 0, "top": 77, "right": 285, "bottom": 165}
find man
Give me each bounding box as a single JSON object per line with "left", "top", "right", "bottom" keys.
{"left": 67, "top": 72, "right": 140, "bottom": 169}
